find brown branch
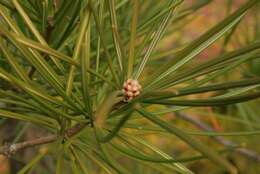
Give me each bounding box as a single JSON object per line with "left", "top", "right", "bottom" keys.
{"left": 0, "top": 123, "right": 87, "bottom": 156}
{"left": 176, "top": 112, "right": 260, "bottom": 162}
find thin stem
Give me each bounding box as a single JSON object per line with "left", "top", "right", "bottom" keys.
{"left": 89, "top": 0, "right": 120, "bottom": 87}
{"left": 127, "top": 0, "right": 139, "bottom": 78}
{"left": 108, "top": 0, "right": 124, "bottom": 73}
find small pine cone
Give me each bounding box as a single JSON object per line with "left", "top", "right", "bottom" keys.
{"left": 122, "top": 79, "right": 142, "bottom": 102}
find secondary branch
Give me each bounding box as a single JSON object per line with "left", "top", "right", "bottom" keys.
{"left": 0, "top": 123, "right": 87, "bottom": 156}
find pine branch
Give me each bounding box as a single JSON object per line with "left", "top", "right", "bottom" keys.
{"left": 0, "top": 123, "right": 87, "bottom": 156}
{"left": 176, "top": 112, "right": 260, "bottom": 162}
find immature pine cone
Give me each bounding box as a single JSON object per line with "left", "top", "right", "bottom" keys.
{"left": 122, "top": 79, "right": 142, "bottom": 102}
